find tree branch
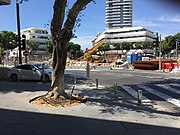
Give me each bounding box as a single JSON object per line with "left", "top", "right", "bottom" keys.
{"left": 51, "top": 0, "right": 67, "bottom": 39}
{"left": 63, "top": 0, "right": 93, "bottom": 40}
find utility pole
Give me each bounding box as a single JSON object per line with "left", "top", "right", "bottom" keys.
{"left": 16, "top": 1, "right": 22, "bottom": 64}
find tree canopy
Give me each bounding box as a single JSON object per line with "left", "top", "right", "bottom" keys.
{"left": 67, "top": 42, "right": 83, "bottom": 59}
{"left": 26, "top": 40, "right": 39, "bottom": 53}
{"left": 162, "top": 33, "right": 180, "bottom": 55}
{"left": 46, "top": 39, "right": 83, "bottom": 59}
{"left": 0, "top": 31, "right": 18, "bottom": 50}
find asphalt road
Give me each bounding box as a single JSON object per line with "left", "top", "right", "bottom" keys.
{"left": 66, "top": 69, "right": 180, "bottom": 114}
{"left": 66, "top": 69, "right": 180, "bottom": 86}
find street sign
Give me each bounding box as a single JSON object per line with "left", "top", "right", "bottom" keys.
{"left": 23, "top": 50, "right": 29, "bottom": 56}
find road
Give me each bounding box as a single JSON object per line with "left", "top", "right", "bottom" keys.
{"left": 66, "top": 69, "right": 180, "bottom": 86}
{"left": 66, "top": 69, "right": 180, "bottom": 114}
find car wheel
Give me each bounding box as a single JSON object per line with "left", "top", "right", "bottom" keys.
{"left": 45, "top": 75, "right": 50, "bottom": 82}
{"left": 10, "top": 74, "right": 18, "bottom": 82}
{"left": 42, "top": 74, "right": 50, "bottom": 82}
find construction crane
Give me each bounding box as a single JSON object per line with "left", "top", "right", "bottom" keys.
{"left": 84, "top": 39, "right": 111, "bottom": 60}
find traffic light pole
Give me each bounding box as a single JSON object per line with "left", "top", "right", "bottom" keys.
{"left": 16, "top": 2, "right": 22, "bottom": 64}
{"left": 159, "top": 35, "right": 162, "bottom": 71}
{"left": 176, "top": 40, "right": 178, "bottom": 60}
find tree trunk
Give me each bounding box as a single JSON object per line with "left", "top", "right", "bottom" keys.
{"left": 47, "top": 0, "right": 93, "bottom": 99}
{"left": 48, "top": 39, "right": 69, "bottom": 99}
{"left": 29, "top": 1, "right": 93, "bottom": 106}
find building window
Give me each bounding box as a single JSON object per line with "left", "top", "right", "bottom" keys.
{"left": 35, "top": 30, "right": 48, "bottom": 34}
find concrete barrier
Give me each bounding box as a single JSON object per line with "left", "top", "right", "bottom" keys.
{"left": 66, "top": 65, "right": 111, "bottom": 71}
{"left": 95, "top": 66, "right": 111, "bottom": 70}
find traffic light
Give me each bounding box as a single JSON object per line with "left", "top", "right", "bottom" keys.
{"left": 21, "top": 34, "right": 26, "bottom": 50}
{"left": 153, "top": 33, "right": 159, "bottom": 47}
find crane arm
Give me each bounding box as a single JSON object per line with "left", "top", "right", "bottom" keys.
{"left": 84, "top": 39, "right": 110, "bottom": 60}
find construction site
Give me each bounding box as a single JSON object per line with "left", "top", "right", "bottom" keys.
{"left": 59, "top": 39, "right": 180, "bottom": 73}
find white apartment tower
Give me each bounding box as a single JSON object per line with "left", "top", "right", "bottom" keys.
{"left": 93, "top": 0, "right": 156, "bottom": 45}
{"left": 106, "top": 0, "right": 132, "bottom": 29}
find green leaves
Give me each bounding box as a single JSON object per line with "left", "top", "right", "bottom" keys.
{"left": 161, "top": 33, "right": 180, "bottom": 55}
{"left": 99, "top": 44, "right": 110, "bottom": 52}
{"left": 26, "top": 40, "right": 39, "bottom": 52}
{"left": 112, "top": 42, "right": 133, "bottom": 50}
{"left": 0, "top": 31, "right": 18, "bottom": 50}
{"left": 67, "top": 42, "right": 83, "bottom": 59}
{"left": 0, "top": 47, "right": 5, "bottom": 57}
{"left": 45, "top": 39, "right": 53, "bottom": 53}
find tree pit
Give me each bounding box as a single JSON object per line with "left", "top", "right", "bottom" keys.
{"left": 29, "top": 93, "right": 87, "bottom": 108}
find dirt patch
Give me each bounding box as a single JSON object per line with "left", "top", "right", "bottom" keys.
{"left": 30, "top": 93, "right": 86, "bottom": 108}
{"left": 31, "top": 97, "right": 82, "bottom": 108}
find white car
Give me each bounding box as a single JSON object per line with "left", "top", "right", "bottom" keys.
{"left": 8, "top": 63, "right": 52, "bottom": 82}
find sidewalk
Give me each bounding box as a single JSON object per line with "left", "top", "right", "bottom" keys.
{"left": 0, "top": 80, "right": 180, "bottom": 135}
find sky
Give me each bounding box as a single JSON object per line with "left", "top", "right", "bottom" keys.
{"left": 0, "top": 0, "right": 180, "bottom": 50}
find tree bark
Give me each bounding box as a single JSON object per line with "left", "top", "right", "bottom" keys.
{"left": 49, "top": 0, "right": 93, "bottom": 99}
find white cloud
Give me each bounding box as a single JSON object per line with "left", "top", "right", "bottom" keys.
{"left": 159, "top": 14, "right": 180, "bottom": 23}
{"left": 133, "top": 19, "right": 159, "bottom": 27}
{"left": 71, "top": 35, "right": 94, "bottom": 50}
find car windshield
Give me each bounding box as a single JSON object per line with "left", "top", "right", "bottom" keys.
{"left": 33, "top": 64, "right": 50, "bottom": 70}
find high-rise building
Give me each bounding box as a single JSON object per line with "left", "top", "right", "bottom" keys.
{"left": 106, "top": 0, "right": 132, "bottom": 29}
{"left": 93, "top": 0, "right": 156, "bottom": 45}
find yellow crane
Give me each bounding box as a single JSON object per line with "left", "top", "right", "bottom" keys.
{"left": 84, "top": 39, "right": 111, "bottom": 60}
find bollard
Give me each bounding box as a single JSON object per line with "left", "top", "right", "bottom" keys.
{"left": 96, "top": 78, "right": 98, "bottom": 88}
{"left": 69, "top": 86, "right": 75, "bottom": 105}
{"left": 73, "top": 76, "right": 77, "bottom": 84}
{"left": 137, "top": 90, "right": 142, "bottom": 104}
{"left": 86, "top": 61, "right": 90, "bottom": 78}
{"left": 42, "top": 63, "right": 45, "bottom": 84}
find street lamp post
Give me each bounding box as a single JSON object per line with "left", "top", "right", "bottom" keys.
{"left": 16, "top": 1, "right": 22, "bottom": 64}
{"left": 16, "top": 0, "right": 28, "bottom": 64}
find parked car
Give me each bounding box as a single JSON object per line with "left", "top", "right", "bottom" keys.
{"left": 7, "top": 63, "right": 52, "bottom": 82}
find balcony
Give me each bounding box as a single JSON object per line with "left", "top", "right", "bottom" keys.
{"left": 0, "top": 0, "right": 11, "bottom": 5}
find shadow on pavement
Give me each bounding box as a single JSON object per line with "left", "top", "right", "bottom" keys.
{"left": 78, "top": 87, "right": 180, "bottom": 117}
{"left": 0, "top": 74, "right": 87, "bottom": 93}
{"left": 0, "top": 108, "right": 179, "bottom": 135}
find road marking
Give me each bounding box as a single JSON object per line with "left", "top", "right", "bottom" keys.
{"left": 155, "top": 84, "right": 180, "bottom": 95}
{"left": 121, "top": 85, "right": 151, "bottom": 103}
{"left": 138, "top": 85, "right": 180, "bottom": 108}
